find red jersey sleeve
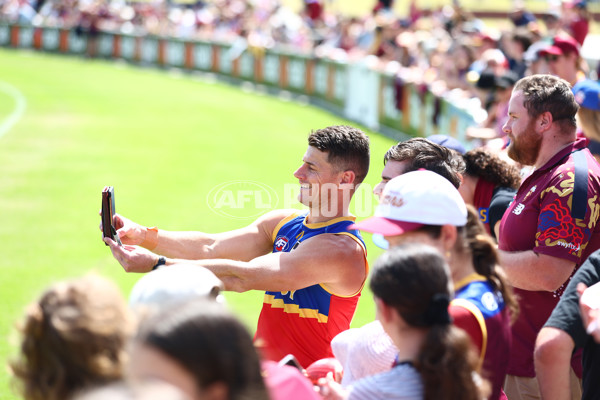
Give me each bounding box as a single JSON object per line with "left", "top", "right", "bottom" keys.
{"left": 449, "top": 302, "right": 484, "bottom": 354}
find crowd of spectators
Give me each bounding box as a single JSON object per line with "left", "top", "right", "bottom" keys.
{"left": 1, "top": 0, "right": 597, "bottom": 142}
{"left": 4, "top": 2, "right": 600, "bottom": 399}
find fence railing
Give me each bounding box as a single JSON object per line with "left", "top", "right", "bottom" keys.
{"left": 0, "top": 22, "right": 481, "bottom": 143}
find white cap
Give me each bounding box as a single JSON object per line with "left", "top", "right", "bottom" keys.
{"left": 129, "top": 264, "right": 225, "bottom": 307}
{"left": 351, "top": 170, "right": 467, "bottom": 236}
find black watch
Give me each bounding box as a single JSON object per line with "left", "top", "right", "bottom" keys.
{"left": 152, "top": 256, "right": 167, "bottom": 271}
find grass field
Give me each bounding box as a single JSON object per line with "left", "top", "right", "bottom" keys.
{"left": 0, "top": 48, "right": 394, "bottom": 399}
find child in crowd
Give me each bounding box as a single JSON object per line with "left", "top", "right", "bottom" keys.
{"left": 319, "top": 244, "right": 489, "bottom": 400}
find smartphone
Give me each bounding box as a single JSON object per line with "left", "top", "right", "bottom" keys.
{"left": 278, "top": 354, "right": 304, "bottom": 371}
{"left": 101, "top": 186, "right": 122, "bottom": 246}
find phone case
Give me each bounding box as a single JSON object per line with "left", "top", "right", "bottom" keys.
{"left": 102, "top": 186, "right": 116, "bottom": 244}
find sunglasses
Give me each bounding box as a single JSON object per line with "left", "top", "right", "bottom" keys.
{"left": 544, "top": 55, "right": 560, "bottom": 62}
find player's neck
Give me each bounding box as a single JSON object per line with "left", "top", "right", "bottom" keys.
{"left": 306, "top": 206, "right": 350, "bottom": 224}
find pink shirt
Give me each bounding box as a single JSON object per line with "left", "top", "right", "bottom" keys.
{"left": 261, "top": 361, "right": 320, "bottom": 400}
{"left": 498, "top": 139, "right": 600, "bottom": 377}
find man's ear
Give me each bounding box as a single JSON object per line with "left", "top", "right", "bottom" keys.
{"left": 538, "top": 111, "right": 553, "bottom": 132}
{"left": 340, "top": 170, "right": 356, "bottom": 185}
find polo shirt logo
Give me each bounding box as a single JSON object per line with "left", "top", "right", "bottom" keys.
{"left": 513, "top": 203, "right": 525, "bottom": 215}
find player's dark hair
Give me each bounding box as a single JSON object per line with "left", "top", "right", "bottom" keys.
{"left": 308, "top": 125, "right": 370, "bottom": 185}
{"left": 135, "top": 300, "right": 269, "bottom": 400}
{"left": 383, "top": 138, "right": 464, "bottom": 189}
{"left": 370, "top": 244, "right": 488, "bottom": 400}
{"left": 514, "top": 74, "right": 578, "bottom": 131}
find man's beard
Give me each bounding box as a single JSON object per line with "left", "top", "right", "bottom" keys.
{"left": 507, "top": 120, "right": 542, "bottom": 166}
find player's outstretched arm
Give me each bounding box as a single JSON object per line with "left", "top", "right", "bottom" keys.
{"left": 112, "top": 209, "right": 295, "bottom": 262}
{"left": 167, "top": 233, "right": 367, "bottom": 294}
{"left": 105, "top": 219, "right": 367, "bottom": 293}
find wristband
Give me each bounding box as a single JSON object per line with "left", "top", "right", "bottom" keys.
{"left": 141, "top": 226, "right": 159, "bottom": 250}
{"left": 152, "top": 256, "right": 167, "bottom": 271}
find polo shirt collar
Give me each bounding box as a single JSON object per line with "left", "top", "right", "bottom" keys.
{"left": 536, "top": 138, "right": 587, "bottom": 173}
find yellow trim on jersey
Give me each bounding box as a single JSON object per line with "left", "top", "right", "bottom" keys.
{"left": 271, "top": 211, "right": 303, "bottom": 243}
{"left": 263, "top": 293, "right": 329, "bottom": 323}
{"left": 320, "top": 232, "right": 369, "bottom": 298}
{"left": 453, "top": 273, "right": 487, "bottom": 292}
{"left": 302, "top": 215, "right": 357, "bottom": 229}
{"left": 450, "top": 298, "right": 488, "bottom": 372}
{"left": 336, "top": 232, "right": 367, "bottom": 253}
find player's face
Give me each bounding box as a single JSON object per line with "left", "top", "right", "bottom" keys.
{"left": 373, "top": 160, "right": 410, "bottom": 199}
{"left": 293, "top": 146, "right": 345, "bottom": 208}
{"left": 503, "top": 90, "right": 542, "bottom": 166}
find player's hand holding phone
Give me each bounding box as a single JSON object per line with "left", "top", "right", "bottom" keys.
{"left": 101, "top": 186, "right": 122, "bottom": 246}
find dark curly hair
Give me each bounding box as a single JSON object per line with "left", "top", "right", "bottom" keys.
{"left": 463, "top": 148, "right": 521, "bottom": 189}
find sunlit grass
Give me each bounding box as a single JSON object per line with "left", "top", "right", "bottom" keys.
{"left": 0, "top": 48, "right": 393, "bottom": 399}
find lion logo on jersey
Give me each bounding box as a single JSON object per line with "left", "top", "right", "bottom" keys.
{"left": 274, "top": 236, "right": 289, "bottom": 252}
{"left": 281, "top": 290, "right": 296, "bottom": 300}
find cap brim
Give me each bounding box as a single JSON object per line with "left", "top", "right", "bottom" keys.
{"left": 539, "top": 46, "right": 562, "bottom": 56}
{"left": 350, "top": 217, "right": 424, "bottom": 236}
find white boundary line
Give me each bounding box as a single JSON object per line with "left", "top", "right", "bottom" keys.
{"left": 0, "top": 81, "right": 27, "bottom": 139}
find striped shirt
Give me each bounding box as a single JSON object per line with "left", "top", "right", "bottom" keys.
{"left": 348, "top": 362, "right": 423, "bottom": 400}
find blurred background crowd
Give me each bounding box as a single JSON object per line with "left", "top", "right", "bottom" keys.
{"left": 1, "top": 0, "right": 598, "bottom": 149}
{"left": 3, "top": 1, "right": 600, "bottom": 400}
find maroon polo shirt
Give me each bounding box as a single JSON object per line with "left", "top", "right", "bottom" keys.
{"left": 498, "top": 138, "right": 600, "bottom": 377}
